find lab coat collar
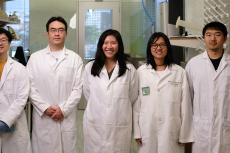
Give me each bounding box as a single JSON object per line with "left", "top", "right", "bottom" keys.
{"left": 45, "top": 46, "right": 68, "bottom": 55}
{"left": 203, "top": 50, "right": 230, "bottom": 80}
{"left": 145, "top": 63, "right": 173, "bottom": 75}
{"left": 45, "top": 46, "right": 69, "bottom": 70}
{"left": 215, "top": 51, "right": 229, "bottom": 80}
{"left": 0, "top": 56, "right": 14, "bottom": 89}
{"left": 157, "top": 66, "right": 171, "bottom": 82}
{"left": 152, "top": 65, "right": 177, "bottom": 90}
{"left": 100, "top": 61, "right": 119, "bottom": 85}
{"left": 202, "top": 50, "right": 230, "bottom": 61}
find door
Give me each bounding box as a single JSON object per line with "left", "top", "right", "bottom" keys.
{"left": 78, "top": 1, "right": 121, "bottom": 60}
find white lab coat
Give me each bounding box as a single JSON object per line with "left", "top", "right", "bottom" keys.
{"left": 83, "top": 61, "right": 138, "bottom": 153}
{"left": 133, "top": 64, "right": 193, "bottom": 153}
{"left": 27, "top": 47, "right": 83, "bottom": 153}
{"left": 0, "top": 57, "right": 31, "bottom": 153}
{"left": 185, "top": 51, "right": 230, "bottom": 153}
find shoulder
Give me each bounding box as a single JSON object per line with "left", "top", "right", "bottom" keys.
{"left": 8, "top": 57, "right": 24, "bottom": 67}
{"left": 223, "top": 51, "right": 230, "bottom": 62}
{"left": 9, "top": 58, "right": 27, "bottom": 76}
{"left": 66, "top": 49, "right": 80, "bottom": 58}
{"left": 126, "top": 62, "right": 136, "bottom": 70}
{"left": 186, "top": 52, "right": 204, "bottom": 67}
{"left": 29, "top": 48, "right": 47, "bottom": 60}
{"left": 85, "top": 61, "right": 94, "bottom": 70}
{"left": 171, "top": 64, "right": 184, "bottom": 71}
{"left": 170, "top": 64, "right": 186, "bottom": 76}
{"left": 137, "top": 63, "right": 149, "bottom": 72}
{"left": 66, "top": 49, "right": 83, "bottom": 61}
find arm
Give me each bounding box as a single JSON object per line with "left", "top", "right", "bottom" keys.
{"left": 185, "top": 63, "right": 194, "bottom": 102}
{"left": 82, "top": 63, "right": 90, "bottom": 102}
{"left": 179, "top": 70, "right": 193, "bottom": 143}
{"left": 58, "top": 57, "right": 83, "bottom": 117}
{"left": 0, "top": 67, "right": 29, "bottom": 127}
{"left": 27, "top": 56, "right": 50, "bottom": 116}
{"left": 130, "top": 66, "right": 142, "bottom": 143}
{"left": 133, "top": 96, "right": 142, "bottom": 145}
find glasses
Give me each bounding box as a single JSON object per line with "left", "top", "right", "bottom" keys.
{"left": 49, "top": 28, "right": 65, "bottom": 34}
{"left": 151, "top": 43, "right": 167, "bottom": 49}
{"left": 0, "top": 38, "right": 8, "bottom": 44}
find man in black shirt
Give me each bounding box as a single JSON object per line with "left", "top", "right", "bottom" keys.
{"left": 185, "top": 21, "right": 229, "bottom": 153}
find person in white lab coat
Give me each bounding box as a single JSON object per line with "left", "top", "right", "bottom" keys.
{"left": 133, "top": 32, "right": 193, "bottom": 153}
{"left": 186, "top": 21, "right": 229, "bottom": 153}
{"left": 0, "top": 28, "right": 32, "bottom": 153}
{"left": 27, "top": 16, "right": 83, "bottom": 153}
{"left": 83, "top": 29, "right": 138, "bottom": 153}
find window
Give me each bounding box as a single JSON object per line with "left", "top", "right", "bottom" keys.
{"left": 5, "top": 0, "right": 29, "bottom": 57}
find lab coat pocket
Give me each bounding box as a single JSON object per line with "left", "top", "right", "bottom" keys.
{"left": 167, "top": 81, "right": 182, "bottom": 103}
{"left": 112, "top": 98, "right": 131, "bottom": 126}
{"left": 223, "top": 121, "right": 230, "bottom": 145}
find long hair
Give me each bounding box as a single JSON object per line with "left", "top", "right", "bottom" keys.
{"left": 146, "top": 32, "right": 175, "bottom": 69}
{"left": 91, "top": 29, "right": 127, "bottom": 77}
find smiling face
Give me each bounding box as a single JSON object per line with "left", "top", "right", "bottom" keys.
{"left": 150, "top": 37, "right": 168, "bottom": 62}
{"left": 204, "top": 29, "right": 226, "bottom": 52}
{"left": 102, "top": 35, "right": 119, "bottom": 61}
{"left": 47, "top": 21, "right": 67, "bottom": 50}
{"left": 0, "top": 33, "right": 10, "bottom": 58}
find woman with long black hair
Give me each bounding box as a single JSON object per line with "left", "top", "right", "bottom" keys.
{"left": 83, "top": 29, "right": 138, "bottom": 153}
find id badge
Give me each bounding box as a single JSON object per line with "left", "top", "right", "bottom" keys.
{"left": 142, "top": 86, "right": 150, "bottom": 96}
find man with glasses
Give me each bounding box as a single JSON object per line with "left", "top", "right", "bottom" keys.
{"left": 27, "top": 16, "right": 83, "bottom": 153}
{"left": 0, "top": 28, "right": 32, "bottom": 153}
{"left": 186, "top": 21, "right": 229, "bottom": 153}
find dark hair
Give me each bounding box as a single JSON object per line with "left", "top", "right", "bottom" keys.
{"left": 46, "top": 16, "right": 68, "bottom": 32}
{"left": 146, "top": 32, "right": 175, "bottom": 70}
{"left": 0, "top": 28, "right": 13, "bottom": 43}
{"left": 91, "top": 29, "right": 127, "bottom": 77}
{"left": 202, "top": 21, "right": 228, "bottom": 37}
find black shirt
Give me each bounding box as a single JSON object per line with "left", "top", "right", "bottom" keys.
{"left": 210, "top": 55, "right": 223, "bottom": 70}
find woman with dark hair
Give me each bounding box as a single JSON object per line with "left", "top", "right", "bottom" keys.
{"left": 133, "top": 32, "right": 193, "bottom": 153}
{"left": 83, "top": 29, "right": 138, "bottom": 153}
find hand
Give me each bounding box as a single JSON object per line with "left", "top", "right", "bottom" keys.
{"left": 135, "top": 138, "right": 142, "bottom": 145}
{"left": 51, "top": 105, "right": 64, "bottom": 122}
{"left": 44, "top": 106, "right": 56, "bottom": 117}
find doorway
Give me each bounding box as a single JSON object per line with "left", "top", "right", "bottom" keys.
{"left": 78, "top": 1, "right": 121, "bottom": 61}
